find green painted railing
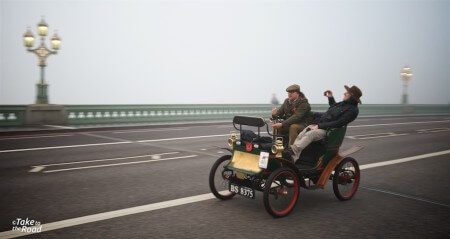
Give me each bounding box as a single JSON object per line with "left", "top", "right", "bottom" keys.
{"left": 0, "top": 105, "right": 26, "bottom": 126}
{"left": 0, "top": 104, "right": 449, "bottom": 126}
{"left": 65, "top": 104, "right": 273, "bottom": 125}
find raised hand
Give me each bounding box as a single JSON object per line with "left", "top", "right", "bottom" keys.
{"left": 324, "top": 90, "right": 333, "bottom": 98}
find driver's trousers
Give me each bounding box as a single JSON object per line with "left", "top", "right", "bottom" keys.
{"left": 280, "top": 123, "right": 306, "bottom": 146}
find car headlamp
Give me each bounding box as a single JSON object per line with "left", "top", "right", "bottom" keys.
{"left": 228, "top": 131, "right": 238, "bottom": 148}
{"left": 271, "top": 137, "right": 284, "bottom": 157}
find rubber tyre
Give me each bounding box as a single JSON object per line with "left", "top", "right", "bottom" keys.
{"left": 332, "top": 157, "right": 360, "bottom": 201}
{"left": 263, "top": 167, "right": 299, "bottom": 218}
{"left": 209, "top": 155, "right": 236, "bottom": 200}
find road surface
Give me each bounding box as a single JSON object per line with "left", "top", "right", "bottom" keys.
{"left": 0, "top": 115, "right": 449, "bottom": 238}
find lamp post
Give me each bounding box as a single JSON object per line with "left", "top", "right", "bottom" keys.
{"left": 23, "top": 17, "right": 61, "bottom": 104}
{"left": 400, "top": 66, "right": 412, "bottom": 104}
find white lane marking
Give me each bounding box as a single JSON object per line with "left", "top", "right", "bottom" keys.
{"left": 217, "top": 125, "right": 233, "bottom": 128}
{"left": 349, "top": 119, "right": 450, "bottom": 128}
{"left": 0, "top": 141, "right": 132, "bottom": 154}
{"left": 43, "top": 155, "right": 198, "bottom": 173}
{"left": 353, "top": 119, "right": 372, "bottom": 122}
{"left": 1, "top": 150, "right": 448, "bottom": 238}
{"left": 0, "top": 192, "right": 218, "bottom": 239}
{"left": 360, "top": 150, "right": 450, "bottom": 170}
{"left": 358, "top": 114, "right": 450, "bottom": 118}
{"left": 112, "top": 127, "right": 190, "bottom": 134}
{"left": 78, "top": 124, "right": 225, "bottom": 134}
{"left": 137, "top": 132, "right": 269, "bottom": 143}
{"left": 152, "top": 155, "right": 161, "bottom": 160}
{"left": 0, "top": 133, "right": 236, "bottom": 153}
{"left": 44, "top": 125, "right": 76, "bottom": 129}
{"left": 361, "top": 187, "right": 450, "bottom": 208}
{"left": 0, "top": 134, "right": 74, "bottom": 141}
{"left": 28, "top": 152, "right": 179, "bottom": 172}
{"left": 2, "top": 119, "right": 448, "bottom": 153}
{"left": 416, "top": 128, "right": 450, "bottom": 133}
{"left": 28, "top": 166, "right": 45, "bottom": 173}
{"left": 137, "top": 134, "right": 230, "bottom": 143}
{"left": 346, "top": 132, "right": 408, "bottom": 140}
{"left": 79, "top": 132, "right": 129, "bottom": 143}
{"left": 378, "top": 117, "right": 439, "bottom": 121}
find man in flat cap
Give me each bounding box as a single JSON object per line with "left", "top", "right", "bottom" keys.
{"left": 271, "top": 84, "right": 313, "bottom": 145}
{"left": 287, "top": 85, "right": 363, "bottom": 162}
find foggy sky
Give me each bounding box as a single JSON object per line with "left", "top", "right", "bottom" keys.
{"left": 1, "top": 0, "right": 449, "bottom": 105}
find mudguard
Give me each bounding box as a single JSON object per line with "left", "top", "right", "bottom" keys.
{"left": 316, "top": 146, "right": 363, "bottom": 188}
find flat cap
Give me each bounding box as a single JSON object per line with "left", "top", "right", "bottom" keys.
{"left": 286, "top": 84, "right": 300, "bottom": 92}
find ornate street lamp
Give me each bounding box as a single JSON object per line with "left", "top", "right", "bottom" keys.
{"left": 400, "top": 66, "right": 412, "bottom": 104}
{"left": 23, "top": 17, "right": 61, "bottom": 104}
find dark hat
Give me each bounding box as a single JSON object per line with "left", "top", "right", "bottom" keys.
{"left": 344, "top": 85, "right": 362, "bottom": 103}
{"left": 286, "top": 84, "right": 300, "bottom": 92}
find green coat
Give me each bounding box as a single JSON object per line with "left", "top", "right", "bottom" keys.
{"left": 273, "top": 98, "right": 313, "bottom": 127}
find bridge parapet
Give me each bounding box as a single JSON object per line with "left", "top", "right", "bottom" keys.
{"left": 0, "top": 104, "right": 448, "bottom": 126}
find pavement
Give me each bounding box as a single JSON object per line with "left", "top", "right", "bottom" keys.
{"left": 0, "top": 115, "right": 449, "bottom": 238}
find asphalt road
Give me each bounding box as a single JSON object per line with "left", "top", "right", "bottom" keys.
{"left": 0, "top": 115, "right": 449, "bottom": 238}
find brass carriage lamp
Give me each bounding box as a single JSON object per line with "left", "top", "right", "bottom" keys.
{"left": 228, "top": 131, "right": 238, "bottom": 148}
{"left": 23, "top": 28, "right": 35, "bottom": 48}
{"left": 271, "top": 137, "right": 284, "bottom": 157}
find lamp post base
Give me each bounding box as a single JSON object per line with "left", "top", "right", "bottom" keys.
{"left": 401, "top": 93, "right": 409, "bottom": 105}
{"left": 25, "top": 104, "right": 66, "bottom": 125}
{"left": 36, "top": 83, "right": 49, "bottom": 104}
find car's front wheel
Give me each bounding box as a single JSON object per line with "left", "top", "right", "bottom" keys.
{"left": 263, "top": 167, "right": 299, "bottom": 218}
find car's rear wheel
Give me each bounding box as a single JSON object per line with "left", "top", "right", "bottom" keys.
{"left": 263, "top": 167, "right": 299, "bottom": 218}
{"left": 332, "top": 157, "right": 360, "bottom": 201}
{"left": 209, "top": 155, "right": 235, "bottom": 200}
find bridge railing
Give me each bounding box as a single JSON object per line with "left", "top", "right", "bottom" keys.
{"left": 65, "top": 104, "right": 272, "bottom": 125}
{"left": 0, "top": 105, "right": 26, "bottom": 126}
{"left": 0, "top": 104, "right": 449, "bottom": 126}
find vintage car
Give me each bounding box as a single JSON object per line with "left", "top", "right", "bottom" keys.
{"left": 209, "top": 115, "right": 362, "bottom": 218}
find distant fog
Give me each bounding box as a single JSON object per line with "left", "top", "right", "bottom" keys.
{"left": 1, "top": 0, "right": 449, "bottom": 105}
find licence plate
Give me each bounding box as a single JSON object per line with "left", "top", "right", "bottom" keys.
{"left": 229, "top": 183, "right": 255, "bottom": 199}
